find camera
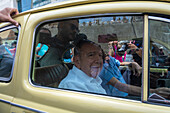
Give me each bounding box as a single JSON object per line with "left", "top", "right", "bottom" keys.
{"left": 116, "top": 40, "right": 129, "bottom": 56}
{"left": 117, "top": 40, "right": 129, "bottom": 52}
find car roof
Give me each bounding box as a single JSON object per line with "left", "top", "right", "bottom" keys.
{"left": 17, "top": 0, "right": 170, "bottom": 16}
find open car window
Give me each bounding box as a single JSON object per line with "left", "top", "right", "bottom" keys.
{"left": 0, "top": 27, "right": 19, "bottom": 81}
{"left": 32, "top": 15, "right": 145, "bottom": 101}
{"left": 148, "top": 17, "right": 170, "bottom": 104}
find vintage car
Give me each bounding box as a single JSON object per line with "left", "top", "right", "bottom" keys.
{"left": 0, "top": 0, "right": 170, "bottom": 112}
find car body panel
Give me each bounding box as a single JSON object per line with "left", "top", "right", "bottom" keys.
{"left": 0, "top": 14, "right": 30, "bottom": 113}
{"left": 17, "top": 1, "right": 170, "bottom": 17}
{"left": 0, "top": 0, "right": 170, "bottom": 112}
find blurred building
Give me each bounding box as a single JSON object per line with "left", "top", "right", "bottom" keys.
{"left": 0, "top": 0, "right": 69, "bottom": 12}
{"left": 0, "top": 0, "right": 18, "bottom": 10}
{"left": 19, "top": 0, "right": 68, "bottom": 12}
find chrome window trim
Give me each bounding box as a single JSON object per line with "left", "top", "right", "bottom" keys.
{"left": 0, "top": 25, "right": 17, "bottom": 32}
{"left": 148, "top": 16, "right": 170, "bottom": 22}
{"left": 29, "top": 13, "right": 143, "bottom": 101}
{"left": 0, "top": 25, "right": 21, "bottom": 82}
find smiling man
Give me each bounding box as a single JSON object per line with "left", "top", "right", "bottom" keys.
{"left": 58, "top": 40, "right": 106, "bottom": 94}
{"left": 59, "top": 39, "right": 170, "bottom": 99}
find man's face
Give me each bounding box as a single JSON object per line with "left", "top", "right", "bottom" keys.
{"left": 74, "top": 43, "right": 103, "bottom": 78}
{"left": 58, "top": 20, "right": 79, "bottom": 41}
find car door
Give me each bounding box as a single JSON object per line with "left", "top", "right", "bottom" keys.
{"left": 10, "top": 1, "right": 170, "bottom": 113}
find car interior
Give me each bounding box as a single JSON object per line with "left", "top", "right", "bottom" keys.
{"left": 31, "top": 15, "right": 169, "bottom": 102}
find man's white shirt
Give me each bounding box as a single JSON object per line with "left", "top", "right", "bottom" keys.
{"left": 59, "top": 66, "right": 106, "bottom": 94}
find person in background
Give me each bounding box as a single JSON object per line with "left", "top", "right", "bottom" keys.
{"left": 0, "top": 37, "right": 12, "bottom": 56}
{"left": 117, "top": 17, "right": 122, "bottom": 23}
{"left": 108, "top": 40, "right": 142, "bottom": 76}
{"left": 0, "top": 7, "right": 19, "bottom": 26}
{"left": 4, "top": 42, "right": 10, "bottom": 49}
{"left": 159, "top": 47, "right": 164, "bottom": 56}
{"left": 35, "top": 28, "right": 50, "bottom": 60}
{"left": 100, "top": 54, "right": 128, "bottom": 97}
{"left": 122, "top": 16, "right": 128, "bottom": 23}
{"left": 0, "top": 43, "right": 13, "bottom": 77}
{"left": 100, "top": 41, "right": 170, "bottom": 98}
{"left": 108, "top": 41, "right": 125, "bottom": 62}
{"left": 9, "top": 41, "right": 17, "bottom": 56}
{"left": 38, "top": 20, "right": 79, "bottom": 66}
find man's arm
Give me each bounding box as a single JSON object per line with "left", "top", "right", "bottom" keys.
{"left": 108, "top": 77, "right": 141, "bottom": 96}
{"left": 0, "top": 7, "right": 19, "bottom": 26}
{"left": 108, "top": 77, "right": 170, "bottom": 99}
{"left": 128, "top": 43, "right": 142, "bottom": 58}
{"left": 120, "top": 62, "right": 142, "bottom": 77}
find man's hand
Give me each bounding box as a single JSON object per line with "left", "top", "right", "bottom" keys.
{"left": 127, "top": 43, "right": 138, "bottom": 49}
{"left": 152, "top": 87, "right": 170, "bottom": 99}
{"left": 129, "top": 62, "right": 142, "bottom": 76}
{"left": 128, "top": 43, "right": 142, "bottom": 58}
{"left": 0, "top": 7, "right": 19, "bottom": 26}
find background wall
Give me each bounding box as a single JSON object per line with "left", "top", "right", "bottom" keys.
{"left": 0, "top": 0, "right": 18, "bottom": 10}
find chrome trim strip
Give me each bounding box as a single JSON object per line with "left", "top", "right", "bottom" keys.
{"left": 0, "top": 99, "right": 46, "bottom": 113}
{"left": 0, "top": 25, "right": 17, "bottom": 32}
{"left": 0, "top": 99, "right": 11, "bottom": 104}
{"left": 10, "top": 103, "right": 46, "bottom": 113}
{"left": 148, "top": 16, "right": 170, "bottom": 22}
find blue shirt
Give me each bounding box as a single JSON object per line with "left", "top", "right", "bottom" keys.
{"left": 99, "top": 56, "right": 128, "bottom": 97}
{"left": 59, "top": 66, "right": 106, "bottom": 94}
{"left": 37, "top": 43, "right": 48, "bottom": 58}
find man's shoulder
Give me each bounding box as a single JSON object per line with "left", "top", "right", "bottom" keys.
{"left": 109, "top": 56, "right": 120, "bottom": 65}
{"left": 59, "top": 68, "right": 77, "bottom": 84}
{"left": 58, "top": 73, "right": 84, "bottom": 89}
{"left": 59, "top": 66, "right": 88, "bottom": 87}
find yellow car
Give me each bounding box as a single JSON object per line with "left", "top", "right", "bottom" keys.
{"left": 0, "top": 0, "right": 170, "bottom": 112}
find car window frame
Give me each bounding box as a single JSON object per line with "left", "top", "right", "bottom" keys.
{"left": 30, "top": 13, "right": 146, "bottom": 98}
{"left": 0, "top": 25, "right": 20, "bottom": 82}
{"left": 146, "top": 15, "right": 170, "bottom": 106}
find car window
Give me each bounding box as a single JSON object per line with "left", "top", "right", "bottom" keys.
{"left": 0, "top": 27, "right": 18, "bottom": 81}
{"left": 32, "top": 15, "right": 144, "bottom": 100}
{"left": 148, "top": 17, "right": 170, "bottom": 104}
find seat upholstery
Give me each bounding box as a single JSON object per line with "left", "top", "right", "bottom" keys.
{"left": 34, "top": 63, "right": 69, "bottom": 88}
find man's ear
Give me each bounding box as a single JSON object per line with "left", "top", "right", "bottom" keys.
{"left": 73, "top": 55, "right": 80, "bottom": 69}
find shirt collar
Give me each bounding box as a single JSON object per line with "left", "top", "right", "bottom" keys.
{"left": 72, "top": 66, "right": 102, "bottom": 84}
